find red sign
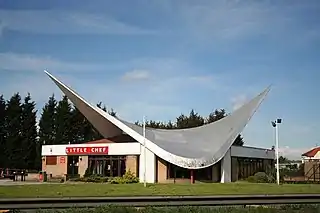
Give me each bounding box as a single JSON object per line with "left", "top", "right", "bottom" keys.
{"left": 60, "top": 157, "right": 65, "bottom": 164}
{"left": 65, "top": 146, "right": 109, "bottom": 155}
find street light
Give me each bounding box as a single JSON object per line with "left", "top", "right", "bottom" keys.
{"left": 271, "top": 118, "right": 282, "bottom": 185}
{"left": 142, "top": 116, "right": 147, "bottom": 187}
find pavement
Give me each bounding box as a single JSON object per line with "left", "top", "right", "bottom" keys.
{"left": 0, "top": 179, "right": 45, "bottom": 186}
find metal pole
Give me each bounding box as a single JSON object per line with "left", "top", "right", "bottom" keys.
{"left": 143, "top": 116, "right": 147, "bottom": 187}
{"left": 275, "top": 123, "right": 280, "bottom": 185}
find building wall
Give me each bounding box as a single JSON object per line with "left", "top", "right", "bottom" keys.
{"left": 231, "top": 157, "right": 238, "bottom": 182}
{"left": 139, "top": 145, "right": 156, "bottom": 183}
{"left": 126, "top": 155, "right": 139, "bottom": 176}
{"left": 304, "top": 160, "right": 320, "bottom": 180}
{"left": 41, "top": 144, "right": 275, "bottom": 183}
{"left": 212, "top": 162, "right": 221, "bottom": 182}
{"left": 157, "top": 157, "right": 167, "bottom": 183}
{"left": 221, "top": 149, "right": 232, "bottom": 183}
{"left": 42, "top": 156, "right": 67, "bottom": 178}
{"left": 231, "top": 146, "right": 275, "bottom": 159}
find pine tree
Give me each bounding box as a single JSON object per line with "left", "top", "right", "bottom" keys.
{"left": 187, "top": 109, "right": 205, "bottom": 128}
{"left": 176, "top": 113, "right": 189, "bottom": 129}
{"left": 70, "top": 107, "right": 98, "bottom": 143}
{"left": 39, "top": 95, "right": 57, "bottom": 145}
{"left": 207, "top": 109, "right": 226, "bottom": 123}
{"left": 55, "top": 95, "right": 72, "bottom": 144}
{"left": 5, "top": 93, "right": 23, "bottom": 169}
{"left": 0, "top": 95, "right": 6, "bottom": 168}
{"left": 21, "top": 93, "right": 38, "bottom": 169}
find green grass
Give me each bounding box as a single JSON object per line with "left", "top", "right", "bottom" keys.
{"left": 0, "top": 183, "right": 320, "bottom": 198}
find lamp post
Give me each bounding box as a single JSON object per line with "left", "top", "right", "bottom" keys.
{"left": 271, "top": 118, "right": 282, "bottom": 185}
{"left": 143, "top": 116, "right": 147, "bottom": 187}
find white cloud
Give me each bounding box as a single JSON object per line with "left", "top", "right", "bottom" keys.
{"left": 0, "top": 52, "right": 226, "bottom": 122}
{"left": 279, "top": 146, "right": 310, "bottom": 160}
{"left": 121, "top": 69, "right": 150, "bottom": 81}
{"left": 156, "top": 1, "right": 319, "bottom": 44}
{"left": 0, "top": 9, "right": 156, "bottom": 35}
{"left": 231, "top": 94, "right": 247, "bottom": 111}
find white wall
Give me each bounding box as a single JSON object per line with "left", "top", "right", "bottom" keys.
{"left": 221, "top": 149, "right": 231, "bottom": 183}
{"left": 42, "top": 142, "right": 141, "bottom": 156}
{"left": 231, "top": 146, "right": 275, "bottom": 159}
{"left": 139, "top": 144, "right": 156, "bottom": 184}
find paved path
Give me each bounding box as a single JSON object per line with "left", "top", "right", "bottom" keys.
{"left": 0, "top": 180, "right": 46, "bottom": 186}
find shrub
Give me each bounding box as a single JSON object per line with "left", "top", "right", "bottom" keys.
{"left": 246, "top": 176, "right": 256, "bottom": 183}
{"left": 110, "top": 170, "right": 139, "bottom": 184}
{"left": 70, "top": 170, "right": 139, "bottom": 184}
{"left": 83, "top": 168, "right": 93, "bottom": 178}
{"left": 247, "top": 172, "right": 274, "bottom": 183}
{"left": 254, "top": 172, "right": 269, "bottom": 183}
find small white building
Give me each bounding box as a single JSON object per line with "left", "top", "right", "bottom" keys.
{"left": 302, "top": 147, "right": 320, "bottom": 163}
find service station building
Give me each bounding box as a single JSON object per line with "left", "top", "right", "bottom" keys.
{"left": 41, "top": 71, "right": 275, "bottom": 183}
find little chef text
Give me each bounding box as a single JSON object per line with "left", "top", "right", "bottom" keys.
{"left": 65, "top": 146, "right": 109, "bottom": 155}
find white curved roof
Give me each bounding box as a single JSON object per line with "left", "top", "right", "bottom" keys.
{"left": 45, "top": 71, "right": 270, "bottom": 169}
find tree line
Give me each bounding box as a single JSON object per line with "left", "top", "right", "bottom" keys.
{"left": 0, "top": 93, "right": 243, "bottom": 171}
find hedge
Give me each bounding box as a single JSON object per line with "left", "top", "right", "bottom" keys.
{"left": 70, "top": 170, "right": 139, "bottom": 184}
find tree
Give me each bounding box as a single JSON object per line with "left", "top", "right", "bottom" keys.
{"left": 55, "top": 95, "right": 73, "bottom": 144}
{"left": 0, "top": 95, "right": 6, "bottom": 168}
{"left": 206, "top": 109, "right": 226, "bottom": 123}
{"left": 5, "top": 93, "right": 23, "bottom": 169}
{"left": 21, "top": 93, "right": 38, "bottom": 169}
{"left": 279, "top": 156, "right": 290, "bottom": 164}
{"left": 70, "top": 107, "right": 98, "bottom": 143}
{"left": 39, "top": 95, "right": 57, "bottom": 145}
{"left": 108, "top": 108, "right": 117, "bottom": 117}
{"left": 206, "top": 109, "right": 244, "bottom": 146}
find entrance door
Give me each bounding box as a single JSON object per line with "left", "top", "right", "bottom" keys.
{"left": 67, "top": 156, "right": 79, "bottom": 177}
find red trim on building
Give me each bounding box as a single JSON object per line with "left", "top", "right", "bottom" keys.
{"left": 302, "top": 147, "right": 320, "bottom": 157}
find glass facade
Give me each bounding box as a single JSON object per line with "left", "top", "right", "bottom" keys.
{"left": 236, "top": 157, "right": 273, "bottom": 180}
{"left": 88, "top": 155, "right": 126, "bottom": 177}
{"left": 167, "top": 162, "right": 216, "bottom": 181}
{"left": 67, "top": 156, "right": 79, "bottom": 177}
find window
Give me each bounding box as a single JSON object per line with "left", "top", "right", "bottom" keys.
{"left": 88, "top": 155, "right": 126, "bottom": 177}
{"left": 167, "top": 163, "right": 190, "bottom": 179}
{"left": 46, "top": 156, "right": 57, "bottom": 165}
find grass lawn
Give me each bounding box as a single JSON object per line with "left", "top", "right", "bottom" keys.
{"left": 0, "top": 183, "right": 320, "bottom": 198}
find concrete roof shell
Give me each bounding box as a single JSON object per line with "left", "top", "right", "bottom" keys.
{"left": 45, "top": 70, "right": 270, "bottom": 169}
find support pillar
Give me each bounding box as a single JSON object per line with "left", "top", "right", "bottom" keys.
{"left": 139, "top": 145, "right": 156, "bottom": 183}
{"left": 221, "top": 148, "right": 232, "bottom": 183}
{"left": 190, "top": 169, "right": 195, "bottom": 184}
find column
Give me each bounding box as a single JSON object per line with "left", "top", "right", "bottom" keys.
{"left": 221, "top": 148, "right": 232, "bottom": 183}
{"left": 139, "top": 144, "right": 156, "bottom": 183}
{"left": 190, "top": 169, "right": 194, "bottom": 184}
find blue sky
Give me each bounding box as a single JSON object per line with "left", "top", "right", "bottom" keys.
{"left": 1, "top": 0, "right": 320, "bottom": 159}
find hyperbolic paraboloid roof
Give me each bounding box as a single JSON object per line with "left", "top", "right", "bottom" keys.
{"left": 45, "top": 71, "right": 270, "bottom": 169}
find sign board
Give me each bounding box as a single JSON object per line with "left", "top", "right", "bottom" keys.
{"left": 65, "top": 146, "right": 109, "bottom": 155}
{"left": 60, "top": 156, "right": 65, "bottom": 164}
